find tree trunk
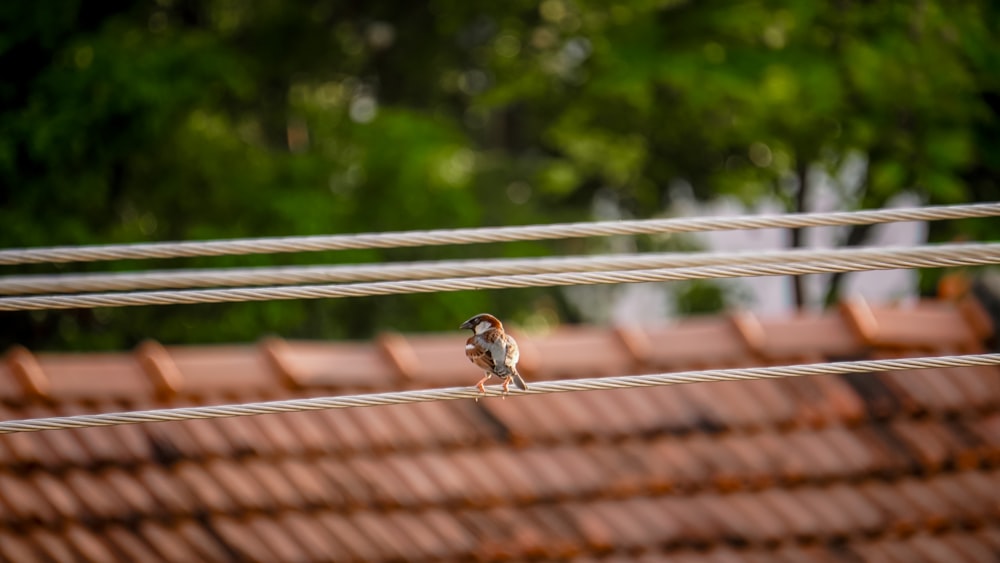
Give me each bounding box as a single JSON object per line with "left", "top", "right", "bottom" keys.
{"left": 790, "top": 161, "right": 809, "bottom": 309}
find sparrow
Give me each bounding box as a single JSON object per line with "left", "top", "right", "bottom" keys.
{"left": 460, "top": 313, "right": 528, "bottom": 395}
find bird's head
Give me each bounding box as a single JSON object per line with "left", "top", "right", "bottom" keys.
{"left": 460, "top": 313, "right": 503, "bottom": 334}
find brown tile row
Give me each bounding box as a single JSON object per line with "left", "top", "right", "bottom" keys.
{"left": 1, "top": 471, "right": 998, "bottom": 563}
{"left": 0, "top": 298, "right": 990, "bottom": 403}
{"left": 3, "top": 378, "right": 998, "bottom": 476}
{"left": 2, "top": 417, "right": 998, "bottom": 526}
{"left": 583, "top": 527, "right": 1000, "bottom": 563}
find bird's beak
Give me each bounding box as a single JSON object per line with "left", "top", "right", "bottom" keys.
{"left": 460, "top": 319, "right": 475, "bottom": 330}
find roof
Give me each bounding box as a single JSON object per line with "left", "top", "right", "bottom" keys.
{"left": 1, "top": 297, "right": 999, "bottom": 562}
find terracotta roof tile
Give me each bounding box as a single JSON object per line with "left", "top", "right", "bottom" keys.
{"left": 138, "top": 521, "right": 205, "bottom": 563}
{"left": 639, "top": 385, "right": 703, "bottom": 432}
{"left": 30, "top": 472, "right": 85, "bottom": 521}
{"left": 173, "top": 461, "right": 239, "bottom": 513}
{"left": 954, "top": 470, "right": 1000, "bottom": 512}
{"left": 0, "top": 529, "right": 42, "bottom": 563}
{"left": 383, "top": 453, "right": 443, "bottom": 508}
{"left": 15, "top": 406, "right": 91, "bottom": 468}
{"left": 0, "top": 472, "right": 58, "bottom": 524}
{"left": 173, "top": 519, "right": 236, "bottom": 561}
{"left": 146, "top": 415, "right": 232, "bottom": 461}
{"left": 104, "top": 525, "right": 163, "bottom": 561}
{"left": 276, "top": 458, "right": 337, "bottom": 507}
{"left": 102, "top": 467, "right": 159, "bottom": 516}
{"left": 944, "top": 533, "right": 997, "bottom": 563}
{"left": 808, "top": 373, "right": 869, "bottom": 423}
{"left": 64, "top": 469, "right": 127, "bottom": 520}
{"left": 524, "top": 325, "right": 638, "bottom": 378}
{"left": 166, "top": 345, "right": 281, "bottom": 395}
{"left": 421, "top": 508, "right": 478, "bottom": 555}
{"left": 381, "top": 510, "right": 445, "bottom": 560}
{"left": 211, "top": 515, "right": 280, "bottom": 562}
{"left": 29, "top": 529, "right": 78, "bottom": 563}
{"left": 595, "top": 498, "right": 660, "bottom": 548}
{"left": 817, "top": 425, "right": 879, "bottom": 475}
{"left": 844, "top": 299, "right": 984, "bottom": 350}
{"left": 94, "top": 412, "right": 154, "bottom": 464}
{"left": 859, "top": 480, "right": 923, "bottom": 535}
{"left": 526, "top": 504, "right": 582, "bottom": 557}
{"left": 943, "top": 365, "right": 1000, "bottom": 409}
{"left": 756, "top": 487, "right": 822, "bottom": 539}
{"left": 752, "top": 311, "right": 865, "bottom": 360}
{"left": 246, "top": 514, "right": 311, "bottom": 562}
{"left": 349, "top": 454, "right": 417, "bottom": 507}
{"left": 210, "top": 458, "right": 274, "bottom": 511}
{"left": 135, "top": 465, "right": 197, "bottom": 514}
{"left": 314, "top": 457, "right": 367, "bottom": 508}
{"left": 468, "top": 448, "right": 529, "bottom": 503}
{"left": 34, "top": 352, "right": 154, "bottom": 400}
{"left": 270, "top": 339, "right": 398, "bottom": 389}
{"left": 403, "top": 451, "right": 473, "bottom": 506}
{"left": 518, "top": 445, "right": 583, "bottom": 499}
{"left": 602, "top": 386, "right": 671, "bottom": 434}
{"left": 277, "top": 511, "right": 342, "bottom": 561}
{"left": 641, "top": 317, "right": 753, "bottom": 368}
{"left": 699, "top": 491, "right": 764, "bottom": 543}
{"left": 311, "top": 511, "right": 367, "bottom": 559}
{"left": 892, "top": 419, "right": 963, "bottom": 470}
{"left": 825, "top": 482, "right": 884, "bottom": 534}
{"left": 728, "top": 491, "right": 787, "bottom": 543}
{"left": 64, "top": 524, "right": 117, "bottom": 563}
{"left": 0, "top": 362, "right": 24, "bottom": 401}
{"left": 0, "top": 411, "right": 61, "bottom": 469}
{"left": 797, "top": 486, "right": 858, "bottom": 537}
{"left": 379, "top": 332, "right": 471, "bottom": 386}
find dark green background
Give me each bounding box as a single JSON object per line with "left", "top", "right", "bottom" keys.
{"left": 1, "top": 1, "right": 997, "bottom": 350}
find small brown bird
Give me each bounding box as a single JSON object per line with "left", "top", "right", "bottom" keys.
{"left": 461, "top": 313, "right": 527, "bottom": 395}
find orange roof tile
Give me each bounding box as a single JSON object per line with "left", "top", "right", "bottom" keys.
{"left": 0, "top": 296, "right": 999, "bottom": 560}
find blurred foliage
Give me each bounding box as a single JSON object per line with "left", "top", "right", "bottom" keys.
{"left": 0, "top": 0, "right": 997, "bottom": 350}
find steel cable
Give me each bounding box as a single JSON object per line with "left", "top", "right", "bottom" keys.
{"left": 0, "top": 353, "right": 997, "bottom": 433}
{"left": 1, "top": 202, "right": 997, "bottom": 265}
{"left": 0, "top": 242, "right": 993, "bottom": 295}
{"left": 0, "top": 243, "right": 998, "bottom": 311}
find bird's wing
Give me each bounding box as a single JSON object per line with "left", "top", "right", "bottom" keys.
{"left": 503, "top": 334, "right": 520, "bottom": 373}
{"left": 466, "top": 336, "right": 498, "bottom": 373}
{"left": 484, "top": 336, "right": 510, "bottom": 376}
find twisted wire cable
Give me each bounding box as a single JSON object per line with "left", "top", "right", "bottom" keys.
{"left": 0, "top": 242, "right": 993, "bottom": 295}
{"left": 1, "top": 353, "right": 997, "bottom": 434}
{"left": 1, "top": 202, "right": 997, "bottom": 265}
{"left": 1, "top": 243, "right": 998, "bottom": 311}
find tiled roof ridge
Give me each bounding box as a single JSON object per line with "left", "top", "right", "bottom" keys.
{"left": 1, "top": 295, "right": 991, "bottom": 403}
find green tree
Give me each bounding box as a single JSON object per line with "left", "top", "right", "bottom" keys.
{"left": 1, "top": 1, "right": 997, "bottom": 350}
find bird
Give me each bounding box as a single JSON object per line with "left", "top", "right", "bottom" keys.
{"left": 460, "top": 313, "right": 528, "bottom": 395}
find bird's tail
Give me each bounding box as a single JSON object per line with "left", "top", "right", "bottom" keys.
{"left": 512, "top": 370, "right": 528, "bottom": 391}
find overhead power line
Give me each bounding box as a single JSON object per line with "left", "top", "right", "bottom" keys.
{"left": 0, "top": 202, "right": 997, "bottom": 266}
{"left": 0, "top": 242, "right": 993, "bottom": 295}
{"left": 0, "top": 243, "right": 998, "bottom": 311}
{"left": 0, "top": 353, "right": 997, "bottom": 434}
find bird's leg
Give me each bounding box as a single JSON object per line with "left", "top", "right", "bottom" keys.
{"left": 475, "top": 374, "right": 490, "bottom": 399}
{"left": 501, "top": 376, "right": 511, "bottom": 397}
